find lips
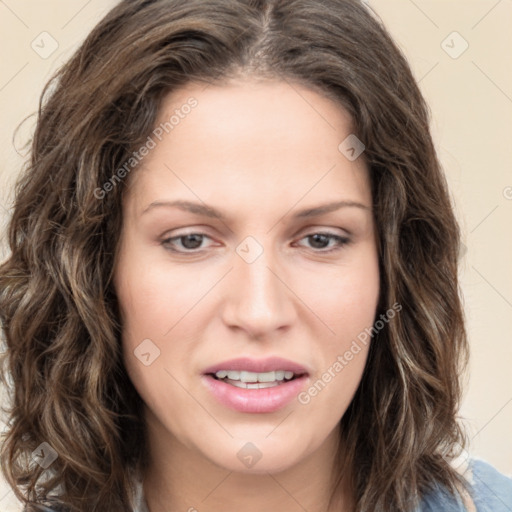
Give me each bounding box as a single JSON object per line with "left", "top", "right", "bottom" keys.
{"left": 201, "top": 357, "right": 310, "bottom": 413}
{"left": 202, "top": 357, "right": 309, "bottom": 375}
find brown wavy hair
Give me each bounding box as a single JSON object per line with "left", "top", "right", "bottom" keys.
{"left": 0, "top": 0, "right": 471, "bottom": 510}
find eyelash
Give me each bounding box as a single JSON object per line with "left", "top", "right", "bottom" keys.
{"left": 161, "top": 231, "right": 351, "bottom": 254}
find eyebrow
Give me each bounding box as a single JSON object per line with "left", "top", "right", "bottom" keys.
{"left": 141, "top": 199, "right": 370, "bottom": 220}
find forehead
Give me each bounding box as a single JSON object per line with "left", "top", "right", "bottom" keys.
{"left": 154, "top": 77, "right": 355, "bottom": 155}
{"left": 124, "top": 77, "right": 371, "bottom": 216}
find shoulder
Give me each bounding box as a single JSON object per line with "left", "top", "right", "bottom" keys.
{"left": 469, "top": 458, "right": 512, "bottom": 511}
{"left": 418, "top": 457, "right": 512, "bottom": 511}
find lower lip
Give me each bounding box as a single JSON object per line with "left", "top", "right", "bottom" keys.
{"left": 202, "top": 374, "right": 309, "bottom": 413}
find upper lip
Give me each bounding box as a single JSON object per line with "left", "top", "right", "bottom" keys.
{"left": 202, "top": 357, "right": 309, "bottom": 375}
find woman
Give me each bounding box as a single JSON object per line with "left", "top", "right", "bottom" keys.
{"left": 1, "top": 0, "right": 511, "bottom": 511}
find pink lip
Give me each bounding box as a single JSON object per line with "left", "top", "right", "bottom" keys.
{"left": 202, "top": 357, "right": 308, "bottom": 375}
{"left": 201, "top": 357, "right": 310, "bottom": 414}
{"left": 202, "top": 374, "right": 309, "bottom": 413}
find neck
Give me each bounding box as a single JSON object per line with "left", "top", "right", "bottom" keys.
{"left": 142, "top": 411, "right": 354, "bottom": 512}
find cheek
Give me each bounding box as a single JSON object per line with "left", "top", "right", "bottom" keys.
{"left": 299, "top": 274, "right": 378, "bottom": 420}
{"left": 297, "top": 246, "right": 379, "bottom": 405}
{"left": 116, "top": 262, "right": 196, "bottom": 425}
{"left": 302, "top": 247, "right": 380, "bottom": 344}
{"left": 115, "top": 247, "right": 217, "bottom": 406}
{"left": 115, "top": 251, "right": 206, "bottom": 344}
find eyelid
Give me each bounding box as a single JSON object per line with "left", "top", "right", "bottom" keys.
{"left": 298, "top": 224, "right": 352, "bottom": 237}
{"left": 161, "top": 226, "right": 350, "bottom": 241}
{"left": 161, "top": 227, "right": 352, "bottom": 254}
{"left": 160, "top": 226, "right": 216, "bottom": 242}
{"left": 160, "top": 231, "right": 216, "bottom": 250}
{"left": 293, "top": 231, "right": 351, "bottom": 252}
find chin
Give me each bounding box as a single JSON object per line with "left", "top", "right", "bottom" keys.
{"left": 195, "top": 429, "right": 317, "bottom": 475}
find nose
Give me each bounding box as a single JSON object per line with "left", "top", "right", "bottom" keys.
{"left": 220, "top": 242, "right": 296, "bottom": 340}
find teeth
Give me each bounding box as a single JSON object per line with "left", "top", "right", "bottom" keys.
{"left": 214, "top": 370, "right": 297, "bottom": 382}
{"left": 258, "top": 371, "right": 275, "bottom": 383}
{"left": 240, "top": 371, "right": 258, "bottom": 383}
{"left": 228, "top": 381, "right": 280, "bottom": 389}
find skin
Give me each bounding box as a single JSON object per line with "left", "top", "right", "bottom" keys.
{"left": 114, "top": 76, "right": 380, "bottom": 512}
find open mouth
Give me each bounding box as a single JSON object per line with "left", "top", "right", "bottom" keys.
{"left": 208, "top": 370, "right": 305, "bottom": 389}
{"left": 201, "top": 357, "right": 310, "bottom": 413}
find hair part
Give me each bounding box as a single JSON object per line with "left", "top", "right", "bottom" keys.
{"left": 0, "top": 0, "right": 470, "bottom": 510}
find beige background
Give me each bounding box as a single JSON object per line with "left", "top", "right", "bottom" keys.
{"left": 1, "top": 0, "right": 511, "bottom": 509}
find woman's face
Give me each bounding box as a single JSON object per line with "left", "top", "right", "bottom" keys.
{"left": 114, "top": 78, "right": 380, "bottom": 474}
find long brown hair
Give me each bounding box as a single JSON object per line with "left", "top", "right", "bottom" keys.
{"left": 0, "top": 0, "right": 470, "bottom": 510}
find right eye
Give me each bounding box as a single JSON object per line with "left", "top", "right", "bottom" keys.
{"left": 161, "top": 232, "right": 214, "bottom": 253}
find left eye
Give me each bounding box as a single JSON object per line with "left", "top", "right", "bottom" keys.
{"left": 161, "top": 232, "right": 350, "bottom": 253}
{"left": 295, "top": 232, "right": 350, "bottom": 252}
